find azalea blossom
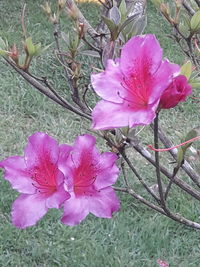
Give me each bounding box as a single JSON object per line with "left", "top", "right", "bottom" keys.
{"left": 159, "top": 75, "right": 192, "bottom": 109}
{"left": 91, "top": 34, "right": 180, "bottom": 130}
{"left": 0, "top": 132, "right": 71, "bottom": 228}
{"left": 58, "top": 134, "right": 120, "bottom": 226}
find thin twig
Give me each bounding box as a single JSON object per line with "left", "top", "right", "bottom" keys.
{"left": 121, "top": 160, "right": 130, "bottom": 187}
{"left": 194, "top": 0, "right": 200, "bottom": 8}
{"left": 164, "top": 166, "right": 180, "bottom": 200}
{"left": 120, "top": 149, "right": 161, "bottom": 203}
{"left": 131, "top": 143, "right": 200, "bottom": 201}
{"left": 21, "top": 3, "right": 27, "bottom": 39}
{"left": 4, "top": 58, "right": 92, "bottom": 120}
{"left": 113, "top": 187, "right": 165, "bottom": 215}
{"left": 154, "top": 114, "right": 166, "bottom": 209}
{"left": 82, "top": 37, "right": 101, "bottom": 53}
{"left": 150, "top": 124, "right": 200, "bottom": 187}
{"left": 182, "top": 0, "right": 195, "bottom": 16}
{"left": 113, "top": 186, "right": 200, "bottom": 229}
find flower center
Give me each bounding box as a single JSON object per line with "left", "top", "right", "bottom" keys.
{"left": 31, "top": 157, "right": 57, "bottom": 195}
{"left": 72, "top": 155, "right": 99, "bottom": 196}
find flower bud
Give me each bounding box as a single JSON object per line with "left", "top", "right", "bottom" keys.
{"left": 159, "top": 75, "right": 192, "bottom": 109}
{"left": 50, "top": 13, "right": 58, "bottom": 24}
{"left": 58, "top": 0, "right": 66, "bottom": 10}
{"left": 174, "top": 0, "right": 182, "bottom": 9}
{"left": 41, "top": 2, "right": 52, "bottom": 16}
{"left": 78, "top": 23, "right": 85, "bottom": 39}
{"left": 9, "top": 44, "right": 19, "bottom": 64}
{"left": 66, "top": 1, "right": 79, "bottom": 20}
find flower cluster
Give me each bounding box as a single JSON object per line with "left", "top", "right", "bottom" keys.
{"left": 0, "top": 133, "right": 120, "bottom": 228}
{"left": 91, "top": 34, "right": 192, "bottom": 130}
{"left": 0, "top": 34, "right": 192, "bottom": 229}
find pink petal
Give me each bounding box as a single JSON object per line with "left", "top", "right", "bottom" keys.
{"left": 61, "top": 195, "right": 89, "bottom": 226}
{"left": 92, "top": 100, "right": 157, "bottom": 130}
{"left": 92, "top": 100, "right": 131, "bottom": 129}
{"left": 0, "top": 156, "right": 36, "bottom": 194}
{"left": 94, "top": 152, "right": 119, "bottom": 189}
{"left": 149, "top": 60, "right": 180, "bottom": 103}
{"left": 46, "top": 183, "right": 70, "bottom": 209}
{"left": 89, "top": 187, "right": 120, "bottom": 218}
{"left": 58, "top": 144, "right": 73, "bottom": 178}
{"left": 121, "top": 34, "right": 163, "bottom": 77}
{"left": 91, "top": 59, "right": 126, "bottom": 103}
{"left": 24, "top": 132, "right": 59, "bottom": 168}
{"left": 12, "top": 194, "right": 48, "bottom": 228}
{"left": 68, "top": 134, "right": 99, "bottom": 167}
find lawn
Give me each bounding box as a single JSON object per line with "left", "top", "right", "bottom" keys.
{"left": 0, "top": 1, "right": 200, "bottom": 266}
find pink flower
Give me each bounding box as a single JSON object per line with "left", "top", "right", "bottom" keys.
{"left": 58, "top": 134, "right": 120, "bottom": 226}
{"left": 159, "top": 75, "right": 192, "bottom": 109}
{"left": 0, "top": 132, "right": 71, "bottom": 228}
{"left": 91, "top": 34, "right": 180, "bottom": 130}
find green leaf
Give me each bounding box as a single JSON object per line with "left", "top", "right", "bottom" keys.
{"left": 25, "top": 37, "right": 35, "bottom": 56}
{"left": 189, "top": 77, "right": 200, "bottom": 89}
{"left": 109, "top": 6, "right": 121, "bottom": 25}
{"left": 177, "top": 148, "right": 184, "bottom": 167}
{"left": 119, "top": 13, "right": 140, "bottom": 33}
{"left": 40, "top": 43, "right": 52, "bottom": 54}
{"left": 0, "top": 49, "right": 7, "bottom": 56}
{"left": 61, "top": 32, "right": 70, "bottom": 45}
{"left": 177, "top": 128, "right": 200, "bottom": 166}
{"left": 130, "top": 15, "right": 147, "bottom": 37}
{"left": 0, "top": 37, "right": 7, "bottom": 50}
{"left": 34, "top": 43, "right": 42, "bottom": 56}
{"left": 119, "top": 0, "right": 127, "bottom": 23}
{"left": 151, "top": 0, "right": 163, "bottom": 8}
{"left": 102, "top": 15, "right": 117, "bottom": 32}
{"left": 79, "top": 50, "right": 100, "bottom": 58}
{"left": 180, "top": 61, "right": 192, "bottom": 80}
{"left": 190, "top": 10, "right": 200, "bottom": 32}
{"left": 102, "top": 16, "right": 119, "bottom": 40}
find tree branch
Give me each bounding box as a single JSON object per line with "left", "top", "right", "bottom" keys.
{"left": 151, "top": 124, "right": 200, "bottom": 187}
{"left": 131, "top": 143, "right": 200, "bottom": 201}
{"left": 4, "top": 58, "right": 91, "bottom": 120}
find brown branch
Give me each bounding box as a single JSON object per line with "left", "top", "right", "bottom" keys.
{"left": 65, "top": 0, "right": 100, "bottom": 41}
{"left": 114, "top": 186, "right": 165, "bottom": 215}
{"left": 194, "top": 0, "right": 200, "bottom": 8}
{"left": 120, "top": 149, "right": 160, "bottom": 203}
{"left": 4, "top": 58, "right": 91, "bottom": 120}
{"left": 154, "top": 114, "right": 168, "bottom": 210}
{"left": 182, "top": 0, "right": 195, "bottom": 16}
{"left": 114, "top": 186, "right": 200, "bottom": 229}
{"left": 21, "top": 3, "right": 27, "bottom": 39}
{"left": 130, "top": 143, "right": 200, "bottom": 201}
{"left": 151, "top": 124, "right": 200, "bottom": 187}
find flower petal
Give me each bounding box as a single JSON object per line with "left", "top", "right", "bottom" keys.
{"left": 92, "top": 100, "right": 157, "bottom": 130}
{"left": 12, "top": 194, "right": 48, "bottom": 228}
{"left": 121, "top": 34, "right": 163, "bottom": 76}
{"left": 94, "top": 152, "right": 119, "bottom": 189}
{"left": 0, "top": 156, "right": 35, "bottom": 194}
{"left": 92, "top": 100, "right": 132, "bottom": 130}
{"left": 24, "top": 132, "right": 59, "bottom": 168}
{"left": 61, "top": 195, "right": 89, "bottom": 226}
{"left": 89, "top": 187, "right": 120, "bottom": 218}
{"left": 58, "top": 144, "right": 73, "bottom": 178}
{"left": 149, "top": 60, "right": 180, "bottom": 103}
{"left": 46, "top": 182, "right": 70, "bottom": 209}
{"left": 69, "top": 134, "right": 99, "bottom": 167}
{"left": 91, "top": 59, "right": 126, "bottom": 103}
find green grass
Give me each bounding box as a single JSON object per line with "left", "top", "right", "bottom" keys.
{"left": 1, "top": 1, "right": 200, "bottom": 266}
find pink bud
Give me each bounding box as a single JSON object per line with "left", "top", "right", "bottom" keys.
{"left": 159, "top": 75, "right": 192, "bottom": 109}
